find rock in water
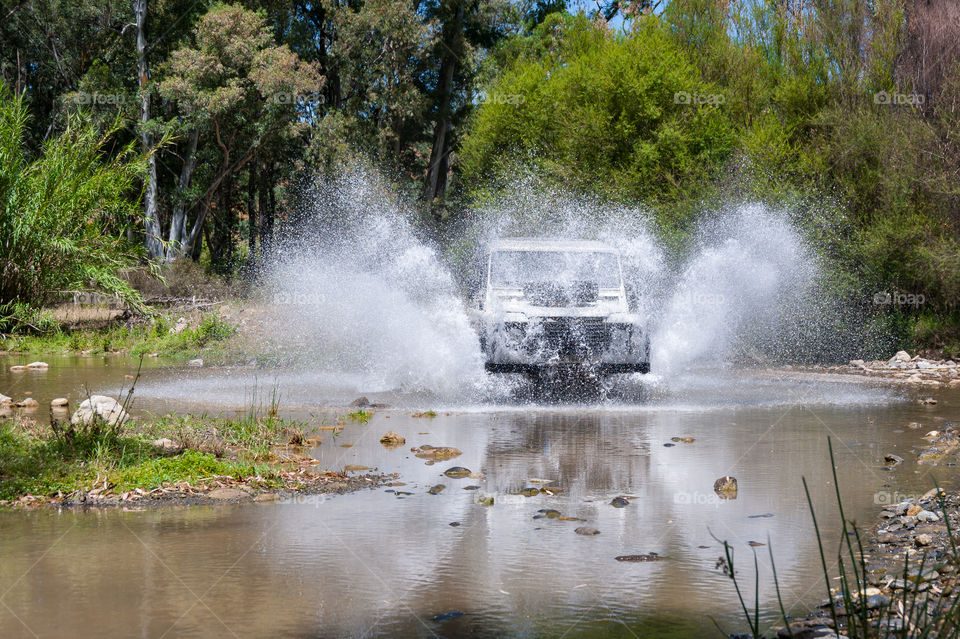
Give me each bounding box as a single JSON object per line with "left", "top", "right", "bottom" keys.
{"left": 444, "top": 466, "right": 471, "bottom": 478}
{"left": 50, "top": 397, "right": 69, "bottom": 407}
{"left": 16, "top": 398, "right": 39, "bottom": 408}
{"left": 414, "top": 446, "right": 462, "bottom": 461}
{"left": 379, "top": 431, "right": 406, "bottom": 448}
{"left": 0, "top": 394, "right": 11, "bottom": 405}
{"left": 610, "top": 496, "right": 630, "bottom": 508}
{"left": 615, "top": 553, "right": 660, "bottom": 562}
{"left": 714, "top": 476, "right": 738, "bottom": 500}
{"left": 350, "top": 396, "right": 370, "bottom": 407}
{"left": 26, "top": 361, "right": 49, "bottom": 369}
{"left": 71, "top": 395, "right": 129, "bottom": 427}
{"left": 575, "top": 526, "right": 600, "bottom": 536}
{"left": 187, "top": 358, "right": 204, "bottom": 367}
{"left": 427, "top": 484, "right": 446, "bottom": 495}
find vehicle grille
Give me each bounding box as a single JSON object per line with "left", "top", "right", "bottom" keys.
{"left": 537, "top": 317, "right": 608, "bottom": 354}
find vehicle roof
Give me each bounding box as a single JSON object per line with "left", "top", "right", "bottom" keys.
{"left": 489, "top": 238, "right": 618, "bottom": 253}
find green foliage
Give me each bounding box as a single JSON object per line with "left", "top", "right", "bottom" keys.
{"left": 1, "top": 312, "right": 236, "bottom": 359}
{"left": 0, "top": 414, "right": 283, "bottom": 501}
{"left": 346, "top": 410, "right": 373, "bottom": 423}
{"left": 0, "top": 84, "right": 147, "bottom": 330}
{"left": 460, "top": 15, "right": 734, "bottom": 202}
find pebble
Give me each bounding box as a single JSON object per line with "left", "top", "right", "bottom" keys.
{"left": 574, "top": 527, "right": 600, "bottom": 536}
{"left": 915, "top": 533, "right": 934, "bottom": 546}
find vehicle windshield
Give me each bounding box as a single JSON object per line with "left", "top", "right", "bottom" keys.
{"left": 489, "top": 250, "right": 621, "bottom": 288}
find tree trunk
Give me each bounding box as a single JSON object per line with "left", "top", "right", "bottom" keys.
{"left": 423, "top": 0, "right": 463, "bottom": 203}
{"left": 167, "top": 127, "right": 199, "bottom": 258}
{"left": 133, "top": 0, "right": 163, "bottom": 259}
{"left": 247, "top": 159, "right": 257, "bottom": 266}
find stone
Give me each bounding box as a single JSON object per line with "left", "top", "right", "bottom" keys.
{"left": 949, "top": 379, "right": 960, "bottom": 388}
{"left": 253, "top": 493, "right": 278, "bottom": 502}
{"left": 15, "top": 398, "right": 39, "bottom": 408}
{"left": 171, "top": 317, "right": 188, "bottom": 334}
{"left": 444, "top": 466, "right": 471, "bottom": 479}
{"left": 344, "top": 465, "right": 372, "bottom": 471}
{"left": 50, "top": 397, "right": 68, "bottom": 407}
{"left": 414, "top": 446, "right": 462, "bottom": 461}
{"left": 349, "top": 396, "right": 370, "bottom": 407}
{"left": 9, "top": 366, "right": 26, "bottom": 372}
{"left": 0, "top": 394, "right": 11, "bottom": 405}
{"left": 891, "top": 350, "right": 911, "bottom": 363}
{"left": 152, "top": 438, "right": 180, "bottom": 452}
{"left": 379, "top": 431, "right": 405, "bottom": 448}
{"left": 915, "top": 533, "right": 934, "bottom": 546}
{"left": 206, "top": 487, "right": 247, "bottom": 500}
{"left": 26, "top": 361, "right": 49, "bottom": 369}
{"left": 884, "top": 453, "right": 903, "bottom": 465}
{"left": 615, "top": 553, "right": 660, "bottom": 562}
{"left": 907, "top": 422, "right": 923, "bottom": 429}
{"left": 71, "top": 395, "right": 129, "bottom": 427}
{"left": 427, "top": 484, "right": 446, "bottom": 495}
{"left": 574, "top": 526, "right": 600, "bottom": 536}
{"left": 916, "top": 509, "right": 939, "bottom": 522}
{"left": 610, "top": 496, "right": 630, "bottom": 508}
{"left": 187, "top": 358, "right": 203, "bottom": 367}
{"left": 714, "top": 476, "right": 738, "bottom": 500}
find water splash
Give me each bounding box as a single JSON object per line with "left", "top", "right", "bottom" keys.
{"left": 260, "top": 169, "right": 487, "bottom": 397}
{"left": 253, "top": 169, "right": 875, "bottom": 401}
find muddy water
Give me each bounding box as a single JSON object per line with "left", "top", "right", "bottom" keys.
{"left": 1, "top": 357, "right": 957, "bottom": 638}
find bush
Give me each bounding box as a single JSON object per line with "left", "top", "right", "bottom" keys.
{"left": 0, "top": 82, "right": 147, "bottom": 332}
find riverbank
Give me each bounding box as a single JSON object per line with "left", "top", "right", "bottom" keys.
{"left": 0, "top": 406, "right": 393, "bottom": 508}
{"left": 773, "top": 427, "right": 960, "bottom": 638}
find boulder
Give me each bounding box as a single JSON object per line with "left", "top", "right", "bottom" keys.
{"left": 50, "top": 398, "right": 68, "bottom": 407}
{"left": 15, "top": 398, "right": 39, "bottom": 408}
{"left": 26, "top": 361, "right": 49, "bottom": 369}
{"left": 887, "top": 351, "right": 911, "bottom": 366}
{"left": 71, "top": 395, "right": 129, "bottom": 427}
{"left": 0, "top": 394, "right": 11, "bottom": 405}
{"left": 349, "top": 396, "right": 371, "bottom": 407}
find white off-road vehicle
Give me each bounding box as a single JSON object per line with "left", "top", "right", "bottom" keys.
{"left": 474, "top": 238, "right": 650, "bottom": 381}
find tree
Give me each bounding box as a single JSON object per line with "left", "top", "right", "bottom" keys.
{"left": 157, "top": 3, "right": 323, "bottom": 261}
